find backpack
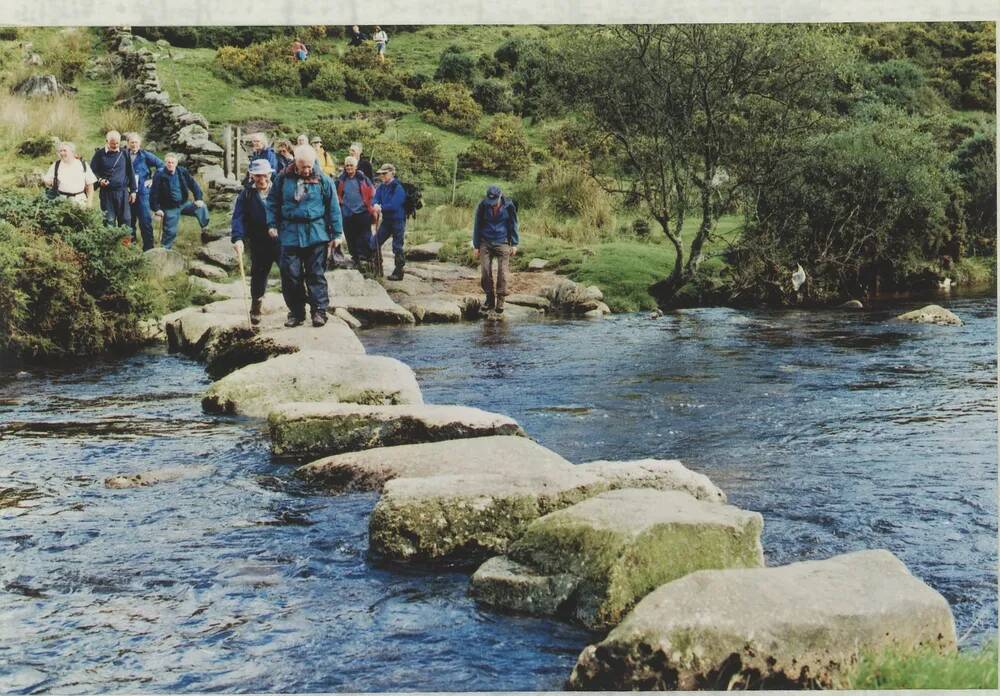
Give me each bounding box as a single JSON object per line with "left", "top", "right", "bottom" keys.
{"left": 45, "top": 157, "right": 88, "bottom": 200}
{"left": 401, "top": 181, "right": 423, "bottom": 220}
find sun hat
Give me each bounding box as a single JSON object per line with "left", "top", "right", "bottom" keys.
{"left": 376, "top": 163, "right": 396, "bottom": 174}
{"left": 248, "top": 159, "right": 273, "bottom": 176}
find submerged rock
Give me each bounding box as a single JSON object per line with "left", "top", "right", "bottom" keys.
{"left": 471, "top": 489, "right": 763, "bottom": 629}
{"left": 270, "top": 402, "right": 524, "bottom": 458}
{"left": 839, "top": 299, "right": 864, "bottom": 310}
{"left": 567, "top": 549, "right": 957, "bottom": 690}
{"left": 105, "top": 465, "right": 214, "bottom": 489}
{"left": 896, "top": 304, "right": 962, "bottom": 326}
{"left": 202, "top": 350, "right": 422, "bottom": 417}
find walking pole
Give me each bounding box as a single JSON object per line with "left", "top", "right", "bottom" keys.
{"left": 236, "top": 249, "right": 253, "bottom": 330}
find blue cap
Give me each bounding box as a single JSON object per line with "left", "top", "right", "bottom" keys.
{"left": 486, "top": 184, "right": 501, "bottom": 200}
{"left": 248, "top": 159, "right": 273, "bottom": 176}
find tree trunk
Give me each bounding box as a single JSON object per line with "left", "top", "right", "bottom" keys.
{"left": 686, "top": 185, "right": 714, "bottom": 276}
{"left": 650, "top": 218, "right": 686, "bottom": 307}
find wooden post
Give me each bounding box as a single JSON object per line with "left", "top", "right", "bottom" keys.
{"left": 451, "top": 156, "right": 458, "bottom": 206}
{"left": 223, "top": 124, "right": 232, "bottom": 178}
{"left": 234, "top": 126, "right": 242, "bottom": 181}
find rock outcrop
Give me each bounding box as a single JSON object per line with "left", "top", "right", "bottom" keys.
{"left": 142, "top": 247, "right": 186, "bottom": 279}
{"left": 896, "top": 304, "right": 963, "bottom": 326}
{"left": 567, "top": 550, "right": 957, "bottom": 690}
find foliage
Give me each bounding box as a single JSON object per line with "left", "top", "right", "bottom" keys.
{"left": 460, "top": 114, "right": 531, "bottom": 177}
{"left": 310, "top": 118, "right": 384, "bottom": 153}
{"left": 308, "top": 63, "right": 346, "bottom": 101}
{"left": 952, "top": 129, "right": 997, "bottom": 254}
{"left": 413, "top": 81, "right": 483, "bottom": 134}
{"left": 472, "top": 77, "right": 515, "bottom": 113}
{"left": 836, "top": 642, "right": 998, "bottom": 690}
{"left": 0, "top": 192, "right": 158, "bottom": 359}
{"left": 0, "top": 26, "right": 20, "bottom": 41}
{"left": 435, "top": 45, "right": 476, "bottom": 84}
{"left": 369, "top": 132, "right": 449, "bottom": 187}
{"left": 214, "top": 40, "right": 303, "bottom": 95}
{"left": 537, "top": 167, "right": 613, "bottom": 230}
{"left": 859, "top": 58, "right": 945, "bottom": 113}
{"left": 343, "top": 66, "right": 374, "bottom": 104}
{"left": 18, "top": 135, "right": 53, "bottom": 157}
{"left": 100, "top": 106, "right": 147, "bottom": 137}
{"left": 134, "top": 26, "right": 294, "bottom": 49}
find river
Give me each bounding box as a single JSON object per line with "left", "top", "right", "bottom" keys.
{"left": 0, "top": 293, "right": 995, "bottom": 692}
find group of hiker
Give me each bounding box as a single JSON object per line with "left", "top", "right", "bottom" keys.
{"left": 291, "top": 25, "right": 390, "bottom": 63}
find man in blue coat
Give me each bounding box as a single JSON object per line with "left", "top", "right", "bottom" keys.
{"left": 246, "top": 133, "right": 279, "bottom": 183}
{"left": 472, "top": 184, "right": 519, "bottom": 314}
{"left": 125, "top": 133, "right": 164, "bottom": 250}
{"left": 266, "top": 144, "right": 344, "bottom": 328}
{"left": 232, "top": 159, "right": 280, "bottom": 325}
{"left": 372, "top": 163, "right": 407, "bottom": 280}
{"left": 90, "top": 130, "right": 136, "bottom": 228}
{"left": 149, "top": 154, "right": 210, "bottom": 249}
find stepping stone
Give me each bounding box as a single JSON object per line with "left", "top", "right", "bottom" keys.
{"left": 399, "top": 295, "right": 463, "bottom": 323}
{"left": 527, "top": 258, "right": 549, "bottom": 271}
{"left": 269, "top": 402, "right": 525, "bottom": 458}
{"left": 896, "top": 304, "right": 962, "bottom": 326}
{"left": 143, "top": 247, "right": 186, "bottom": 278}
{"left": 576, "top": 459, "right": 726, "bottom": 503}
{"left": 567, "top": 549, "right": 957, "bottom": 690}
{"left": 197, "top": 238, "right": 239, "bottom": 270}
{"left": 471, "top": 489, "right": 763, "bottom": 629}
{"left": 105, "top": 465, "right": 214, "bottom": 489}
{"left": 188, "top": 260, "right": 227, "bottom": 280}
{"left": 506, "top": 294, "right": 551, "bottom": 310}
{"left": 381, "top": 276, "right": 437, "bottom": 297}
{"left": 326, "top": 269, "right": 415, "bottom": 326}
{"left": 405, "top": 241, "right": 444, "bottom": 261}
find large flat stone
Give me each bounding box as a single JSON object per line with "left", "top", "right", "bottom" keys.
{"left": 405, "top": 241, "right": 443, "bottom": 261}
{"left": 166, "top": 311, "right": 246, "bottom": 355}
{"left": 189, "top": 276, "right": 245, "bottom": 299}
{"left": 188, "top": 260, "right": 228, "bottom": 280}
{"left": 567, "top": 549, "right": 957, "bottom": 690}
{"left": 404, "top": 262, "right": 478, "bottom": 282}
{"left": 326, "top": 269, "right": 415, "bottom": 326}
{"left": 143, "top": 247, "right": 186, "bottom": 278}
{"left": 197, "top": 238, "right": 239, "bottom": 270}
{"left": 577, "top": 459, "right": 726, "bottom": 503}
{"left": 381, "top": 276, "right": 438, "bottom": 297}
{"left": 400, "top": 295, "right": 464, "bottom": 323}
{"left": 472, "top": 489, "right": 763, "bottom": 629}
{"left": 202, "top": 350, "right": 422, "bottom": 417}
{"left": 270, "top": 402, "right": 524, "bottom": 458}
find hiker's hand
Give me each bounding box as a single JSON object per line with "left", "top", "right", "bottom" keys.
{"left": 129, "top": 193, "right": 136, "bottom": 204}
{"left": 144, "top": 180, "right": 153, "bottom": 189}
{"left": 372, "top": 204, "right": 381, "bottom": 213}
{"left": 194, "top": 200, "right": 204, "bottom": 208}
{"left": 510, "top": 246, "right": 517, "bottom": 256}
{"left": 332, "top": 237, "right": 342, "bottom": 248}
{"left": 473, "top": 248, "right": 480, "bottom": 259}
{"left": 233, "top": 240, "right": 244, "bottom": 255}
{"left": 268, "top": 228, "right": 278, "bottom": 239}
{"left": 154, "top": 210, "right": 164, "bottom": 218}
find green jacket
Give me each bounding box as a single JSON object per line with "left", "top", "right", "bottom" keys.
{"left": 265, "top": 165, "right": 344, "bottom": 248}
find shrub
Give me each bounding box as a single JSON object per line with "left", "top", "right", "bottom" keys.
{"left": 311, "top": 118, "right": 383, "bottom": 153}
{"left": 343, "top": 66, "right": 374, "bottom": 104}
{"left": 477, "top": 53, "right": 508, "bottom": 78}
{"left": 0, "top": 192, "right": 158, "bottom": 360}
{"left": 308, "top": 63, "right": 346, "bottom": 100}
{"left": 632, "top": 219, "right": 652, "bottom": 238}
{"left": 460, "top": 114, "right": 531, "bottom": 177}
{"left": 297, "top": 59, "right": 322, "bottom": 88}
{"left": 0, "top": 26, "right": 20, "bottom": 41}
{"left": 952, "top": 129, "right": 997, "bottom": 253}
{"left": 215, "top": 39, "right": 302, "bottom": 94}
{"left": 472, "top": 78, "right": 515, "bottom": 113}
{"left": 538, "top": 166, "right": 613, "bottom": 229}
{"left": 414, "top": 82, "right": 483, "bottom": 134}
{"left": 134, "top": 26, "right": 291, "bottom": 48}
{"left": 18, "top": 135, "right": 54, "bottom": 157}
{"left": 495, "top": 37, "right": 531, "bottom": 68}
{"left": 435, "top": 46, "right": 476, "bottom": 84}
{"left": 100, "top": 106, "right": 147, "bottom": 137}
{"left": 341, "top": 45, "right": 386, "bottom": 72}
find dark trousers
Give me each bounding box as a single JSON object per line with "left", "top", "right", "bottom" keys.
{"left": 99, "top": 187, "right": 131, "bottom": 227}
{"left": 249, "top": 237, "right": 281, "bottom": 300}
{"left": 480, "top": 241, "right": 512, "bottom": 299}
{"left": 130, "top": 190, "right": 154, "bottom": 250}
{"left": 280, "top": 243, "right": 329, "bottom": 319}
{"left": 343, "top": 212, "right": 372, "bottom": 263}
{"left": 375, "top": 216, "right": 406, "bottom": 264}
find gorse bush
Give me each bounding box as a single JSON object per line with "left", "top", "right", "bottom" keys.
{"left": 215, "top": 40, "right": 302, "bottom": 94}
{"left": 343, "top": 66, "right": 374, "bottom": 104}
{"left": 460, "top": 114, "right": 531, "bottom": 177}
{"left": 0, "top": 192, "right": 158, "bottom": 359}
{"left": 435, "top": 46, "right": 476, "bottom": 84}
{"left": 413, "top": 82, "right": 483, "bottom": 134}
{"left": 18, "top": 135, "right": 53, "bottom": 157}
{"left": 308, "top": 63, "right": 346, "bottom": 101}
{"left": 472, "top": 78, "right": 515, "bottom": 113}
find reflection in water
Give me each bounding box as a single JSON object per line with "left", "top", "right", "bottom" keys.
{"left": 0, "top": 294, "right": 996, "bottom": 693}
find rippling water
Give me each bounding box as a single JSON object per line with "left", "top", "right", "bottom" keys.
{"left": 0, "top": 293, "right": 996, "bottom": 692}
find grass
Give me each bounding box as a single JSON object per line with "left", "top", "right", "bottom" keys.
{"left": 835, "top": 642, "right": 998, "bottom": 690}
{"left": 386, "top": 25, "right": 553, "bottom": 77}
{"left": 951, "top": 255, "right": 996, "bottom": 287}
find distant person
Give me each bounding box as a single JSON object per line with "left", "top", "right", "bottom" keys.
{"left": 291, "top": 38, "right": 308, "bottom": 61}
{"left": 149, "top": 153, "right": 210, "bottom": 249}
{"left": 90, "top": 130, "right": 136, "bottom": 227}
{"left": 349, "top": 142, "right": 374, "bottom": 181}
{"left": 472, "top": 184, "right": 519, "bottom": 314}
{"left": 274, "top": 139, "right": 294, "bottom": 171}
{"left": 125, "top": 132, "right": 164, "bottom": 250}
{"left": 43, "top": 141, "right": 96, "bottom": 208}
{"left": 336, "top": 156, "right": 376, "bottom": 273}
{"left": 296, "top": 134, "right": 309, "bottom": 146}
{"left": 311, "top": 136, "right": 337, "bottom": 177}
{"left": 372, "top": 163, "right": 407, "bottom": 280}
{"left": 266, "top": 144, "right": 344, "bottom": 328}
{"left": 231, "top": 159, "right": 279, "bottom": 326}
{"left": 248, "top": 132, "right": 279, "bottom": 176}
{"left": 348, "top": 25, "right": 368, "bottom": 47}
{"left": 372, "top": 26, "right": 388, "bottom": 62}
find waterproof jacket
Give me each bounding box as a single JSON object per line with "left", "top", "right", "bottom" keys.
{"left": 473, "top": 196, "right": 519, "bottom": 247}
{"left": 130, "top": 149, "right": 164, "bottom": 193}
{"left": 336, "top": 170, "right": 375, "bottom": 217}
{"left": 149, "top": 166, "right": 203, "bottom": 211}
{"left": 90, "top": 147, "right": 136, "bottom": 193}
{"left": 249, "top": 147, "right": 279, "bottom": 174}
{"left": 373, "top": 178, "right": 406, "bottom": 221}
{"left": 231, "top": 184, "right": 274, "bottom": 245}
{"left": 266, "top": 164, "right": 343, "bottom": 248}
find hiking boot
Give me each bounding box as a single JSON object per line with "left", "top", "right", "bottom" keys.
{"left": 387, "top": 266, "right": 404, "bottom": 281}
{"left": 494, "top": 298, "right": 505, "bottom": 315}
{"left": 311, "top": 312, "right": 327, "bottom": 327}
{"left": 285, "top": 313, "right": 305, "bottom": 328}
{"left": 483, "top": 294, "right": 495, "bottom": 311}
{"left": 250, "top": 298, "right": 263, "bottom": 326}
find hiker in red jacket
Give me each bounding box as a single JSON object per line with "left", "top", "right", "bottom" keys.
{"left": 336, "top": 156, "right": 376, "bottom": 274}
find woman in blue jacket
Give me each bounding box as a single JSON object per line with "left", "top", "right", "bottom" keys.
{"left": 231, "top": 159, "right": 280, "bottom": 325}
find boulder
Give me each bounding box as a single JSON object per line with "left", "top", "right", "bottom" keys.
{"left": 506, "top": 294, "right": 551, "bottom": 310}
{"left": 543, "top": 279, "right": 603, "bottom": 314}
{"left": 203, "top": 319, "right": 365, "bottom": 379}
{"left": 567, "top": 550, "right": 957, "bottom": 690}
{"left": 381, "top": 276, "right": 437, "bottom": 297}
{"left": 11, "top": 74, "right": 72, "bottom": 97}
{"left": 202, "top": 350, "right": 422, "bottom": 417}
{"left": 527, "top": 258, "right": 549, "bottom": 271}
{"left": 400, "top": 295, "right": 463, "bottom": 323}
{"left": 405, "top": 241, "right": 444, "bottom": 261}
{"left": 404, "top": 262, "right": 478, "bottom": 282}
{"left": 167, "top": 311, "right": 247, "bottom": 355}
{"left": 199, "top": 294, "right": 286, "bottom": 317}
{"left": 188, "top": 260, "right": 228, "bottom": 280}
{"left": 471, "top": 489, "right": 764, "bottom": 630}
{"left": 197, "top": 238, "right": 239, "bottom": 270}
{"left": 142, "top": 247, "right": 186, "bottom": 278}
{"left": 896, "top": 304, "right": 962, "bottom": 326}
{"left": 189, "top": 276, "right": 244, "bottom": 299}
{"left": 271, "top": 402, "right": 525, "bottom": 458}
{"left": 577, "top": 459, "right": 726, "bottom": 503}
{"left": 333, "top": 307, "right": 361, "bottom": 329}
{"left": 840, "top": 299, "right": 864, "bottom": 310}
{"left": 105, "top": 465, "right": 213, "bottom": 489}
{"left": 326, "top": 269, "right": 415, "bottom": 326}
{"left": 173, "top": 123, "right": 209, "bottom": 147}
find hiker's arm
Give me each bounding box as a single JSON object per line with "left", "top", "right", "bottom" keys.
{"left": 231, "top": 192, "right": 246, "bottom": 244}
{"left": 42, "top": 163, "right": 55, "bottom": 187}
{"left": 265, "top": 176, "right": 282, "bottom": 236}
{"left": 509, "top": 204, "right": 519, "bottom": 249}
{"left": 325, "top": 181, "right": 344, "bottom": 245}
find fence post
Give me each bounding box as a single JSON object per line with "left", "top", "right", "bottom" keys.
{"left": 223, "top": 124, "right": 232, "bottom": 178}
{"left": 451, "top": 157, "right": 458, "bottom": 206}
{"left": 234, "top": 126, "right": 242, "bottom": 181}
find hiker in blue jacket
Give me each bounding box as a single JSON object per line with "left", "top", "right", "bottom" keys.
{"left": 90, "top": 130, "right": 136, "bottom": 228}
{"left": 232, "top": 159, "right": 280, "bottom": 326}
{"left": 472, "top": 184, "right": 519, "bottom": 314}
{"left": 125, "top": 133, "right": 164, "bottom": 250}
{"left": 248, "top": 133, "right": 279, "bottom": 177}
{"left": 372, "top": 163, "right": 407, "bottom": 280}
{"left": 149, "top": 154, "right": 210, "bottom": 249}
{"left": 266, "top": 144, "right": 344, "bottom": 328}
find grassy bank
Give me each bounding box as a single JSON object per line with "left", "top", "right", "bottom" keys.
{"left": 836, "top": 642, "right": 998, "bottom": 690}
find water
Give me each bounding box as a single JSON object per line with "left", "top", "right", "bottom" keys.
{"left": 0, "top": 293, "right": 995, "bottom": 692}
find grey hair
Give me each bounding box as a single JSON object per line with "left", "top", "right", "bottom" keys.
{"left": 56, "top": 141, "right": 76, "bottom": 154}
{"left": 124, "top": 132, "right": 141, "bottom": 142}
{"left": 164, "top": 152, "right": 181, "bottom": 162}
{"left": 296, "top": 134, "right": 309, "bottom": 145}
{"left": 349, "top": 142, "right": 363, "bottom": 154}
{"left": 250, "top": 132, "right": 268, "bottom": 146}
{"left": 344, "top": 156, "right": 358, "bottom": 166}
{"left": 105, "top": 130, "right": 121, "bottom": 141}
{"left": 293, "top": 144, "right": 317, "bottom": 163}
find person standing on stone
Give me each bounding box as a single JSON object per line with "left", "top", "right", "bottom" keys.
{"left": 90, "top": 130, "right": 136, "bottom": 227}
{"left": 372, "top": 163, "right": 407, "bottom": 280}
{"left": 336, "top": 155, "right": 376, "bottom": 274}
{"left": 349, "top": 142, "right": 374, "bottom": 181}
{"left": 247, "top": 133, "right": 279, "bottom": 177}
{"left": 124, "top": 132, "right": 164, "bottom": 250}
{"left": 472, "top": 184, "right": 519, "bottom": 314}
{"left": 266, "top": 144, "right": 344, "bottom": 328}
{"left": 311, "top": 136, "right": 337, "bottom": 177}
{"left": 149, "top": 154, "right": 210, "bottom": 249}
{"left": 232, "top": 159, "right": 280, "bottom": 326}
{"left": 43, "top": 141, "right": 96, "bottom": 209}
